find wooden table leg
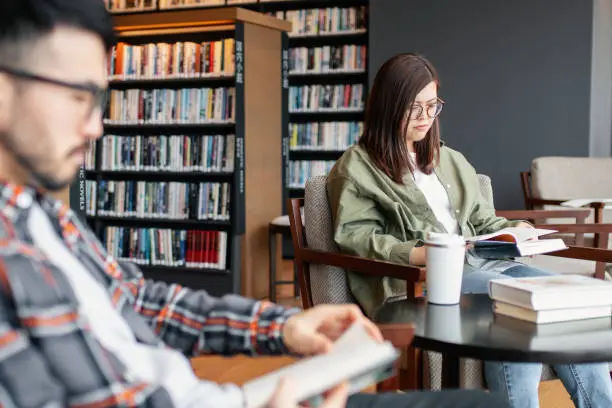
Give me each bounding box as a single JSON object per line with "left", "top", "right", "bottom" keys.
{"left": 441, "top": 354, "right": 460, "bottom": 389}
{"left": 268, "top": 226, "right": 277, "bottom": 303}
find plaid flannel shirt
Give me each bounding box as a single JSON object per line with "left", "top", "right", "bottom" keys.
{"left": 0, "top": 181, "right": 300, "bottom": 407}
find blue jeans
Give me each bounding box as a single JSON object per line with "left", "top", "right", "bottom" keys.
{"left": 462, "top": 264, "right": 612, "bottom": 408}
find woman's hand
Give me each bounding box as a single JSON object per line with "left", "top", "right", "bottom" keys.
{"left": 409, "top": 246, "right": 427, "bottom": 265}
{"left": 515, "top": 221, "right": 534, "bottom": 229}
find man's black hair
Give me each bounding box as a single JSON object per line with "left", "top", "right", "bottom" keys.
{"left": 0, "top": 0, "right": 116, "bottom": 68}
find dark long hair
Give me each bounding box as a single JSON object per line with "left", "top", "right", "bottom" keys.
{"left": 359, "top": 53, "right": 441, "bottom": 184}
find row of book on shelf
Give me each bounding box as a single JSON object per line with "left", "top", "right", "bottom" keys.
{"left": 104, "top": 226, "right": 228, "bottom": 270}
{"left": 105, "top": 87, "right": 235, "bottom": 124}
{"left": 104, "top": 0, "right": 155, "bottom": 11}
{"left": 106, "top": 0, "right": 370, "bottom": 13}
{"left": 289, "top": 45, "right": 366, "bottom": 74}
{"left": 84, "top": 125, "right": 359, "bottom": 171}
{"left": 88, "top": 180, "right": 231, "bottom": 221}
{"left": 289, "top": 121, "right": 362, "bottom": 151}
{"left": 288, "top": 160, "right": 335, "bottom": 188}
{"left": 269, "top": 7, "right": 367, "bottom": 37}
{"left": 109, "top": 39, "right": 236, "bottom": 80}
{"left": 86, "top": 134, "right": 235, "bottom": 173}
{"left": 289, "top": 84, "right": 364, "bottom": 112}
{"left": 104, "top": 85, "right": 363, "bottom": 121}
{"left": 109, "top": 41, "right": 367, "bottom": 79}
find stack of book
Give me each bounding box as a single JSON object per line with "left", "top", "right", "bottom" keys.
{"left": 488, "top": 274, "right": 612, "bottom": 323}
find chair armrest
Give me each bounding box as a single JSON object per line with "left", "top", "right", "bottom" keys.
{"left": 377, "top": 323, "right": 415, "bottom": 348}
{"left": 534, "top": 223, "right": 612, "bottom": 233}
{"left": 530, "top": 198, "right": 607, "bottom": 210}
{"left": 299, "top": 248, "right": 425, "bottom": 282}
{"left": 547, "top": 246, "right": 612, "bottom": 263}
{"left": 496, "top": 209, "right": 591, "bottom": 221}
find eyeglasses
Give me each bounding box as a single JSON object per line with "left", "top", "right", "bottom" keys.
{"left": 0, "top": 66, "right": 108, "bottom": 119}
{"left": 408, "top": 98, "right": 445, "bottom": 120}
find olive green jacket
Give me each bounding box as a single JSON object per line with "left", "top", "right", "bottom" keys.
{"left": 326, "top": 144, "right": 522, "bottom": 316}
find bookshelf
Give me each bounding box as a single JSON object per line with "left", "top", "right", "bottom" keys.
{"left": 79, "top": 7, "right": 291, "bottom": 298}
{"left": 263, "top": 1, "right": 369, "bottom": 257}
{"left": 103, "top": 3, "right": 368, "bottom": 198}
{"left": 100, "top": 1, "right": 368, "bottom": 267}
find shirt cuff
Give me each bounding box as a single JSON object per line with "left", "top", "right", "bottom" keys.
{"left": 256, "top": 303, "right": 301, "bottom": 355}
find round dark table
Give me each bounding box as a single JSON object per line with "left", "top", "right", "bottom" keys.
{"left": 373, "top": 294, "right": 612, "bottom": 388}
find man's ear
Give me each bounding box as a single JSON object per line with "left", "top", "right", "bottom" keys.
{"left": 0, "top": 73, "right": 14, "bottom": 131}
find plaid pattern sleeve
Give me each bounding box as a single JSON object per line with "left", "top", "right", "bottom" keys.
{"left": 0, "top": 253, "right": 231, "bottom": 408}
{"left": 0, "top": 277, "right": 66, "bottom": 407}
{"left": 120, "top": 263, "right": 302, "bottom": 357}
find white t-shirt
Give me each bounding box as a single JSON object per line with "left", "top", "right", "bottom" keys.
{"left": 410, "top": 153, "right": 459, "bottom": 235}
{"left": 27, "top": 202, "right": 244, "bottom": 407}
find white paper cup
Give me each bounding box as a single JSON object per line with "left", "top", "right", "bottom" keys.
{"left": 425, "top": 303, "right": 463, "bottom": 342}
{"left": 424, "top": 232, "right": 466, "bottom": 305}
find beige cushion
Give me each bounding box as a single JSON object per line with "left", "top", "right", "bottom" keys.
{"left": 271, "top": 209, "right": 304, "bottom": 227}
{"left": 531, "top": 156, "right": 612, "bottom": 225}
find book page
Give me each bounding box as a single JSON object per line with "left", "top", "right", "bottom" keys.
{"left": 242, "top": 323, "right": 399, "bottom": 408}
{"left": 466, "top": 227, "right": 556, "bottom": 243}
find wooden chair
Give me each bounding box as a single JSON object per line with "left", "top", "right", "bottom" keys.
{"left": 287, "top": 174, "right": 612, "bottom": 391}
{"left": 286, "top": 185, "right": 425, "bottom": 391}
{"left": 521, "top": 164, "right": 610, "bottom": 224}
{"left": 497, "top": 208, "right": 612, "bottom": 279}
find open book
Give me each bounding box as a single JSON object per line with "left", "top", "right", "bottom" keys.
{"left": 242, "top": 323, "right": 400, "bottom": 408}
{"left": 466, "top": 227, "right": 567, "bottom": 258}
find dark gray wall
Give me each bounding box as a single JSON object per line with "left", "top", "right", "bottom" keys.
{"left": 369, "top": 0, "right": 594, "bottom": 209}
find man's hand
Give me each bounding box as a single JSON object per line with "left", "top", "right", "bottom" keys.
{"left": 515, "top": 221, "right": 534, "bottom": 229}
{"left": 266, "top": 377, "right": 348, "bottom": 408}
{"left": 282, "top": 304, "right": 383, "bottom": 356}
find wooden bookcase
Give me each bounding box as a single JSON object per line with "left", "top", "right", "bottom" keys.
{"left": 77, "top": 8, "right": 291, "bottom": 298}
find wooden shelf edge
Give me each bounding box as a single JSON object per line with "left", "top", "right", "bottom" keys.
{"left": 112, "top": 7, "right": 291, "bottom": 36}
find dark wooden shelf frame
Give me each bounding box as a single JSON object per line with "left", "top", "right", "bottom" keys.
{"left": 74, "top": 7, "right": 291, "bottom": 298}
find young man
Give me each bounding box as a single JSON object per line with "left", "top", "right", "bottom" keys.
{"left": 0, "top": 1, "right": 508, "bottom": 407}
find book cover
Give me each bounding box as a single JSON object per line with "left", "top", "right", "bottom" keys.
{"left": 489, "top": 274, "right": 612, "bottom": 311}
{"left": 242, "top": 323, "right": 400, "bottom": 408}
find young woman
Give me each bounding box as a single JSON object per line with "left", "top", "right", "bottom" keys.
{"left": 327, "top": 53, "right": 612, "bottom": 408}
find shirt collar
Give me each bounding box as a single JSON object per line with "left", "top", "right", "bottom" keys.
{"left": 0, "top": 180, "right": 65, "bottom": 223}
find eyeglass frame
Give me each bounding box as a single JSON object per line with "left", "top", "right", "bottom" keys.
{"left": 0, "top": 66, "right": 108, "bottom": 119}
{"left": 407, "top": 98, "right": 445, "bottom": 120}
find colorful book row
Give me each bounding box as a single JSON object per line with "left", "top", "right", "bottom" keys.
{"left": 105, "top": 87, "right": 236, "bottom": 124}
{"left": 289, "top": 84, "right": 364, "bottom": 112}
{"left": 93, "top": 134, "right": 235, "bottom": 173}
{"left": 289, "top": 121, "right": 362, "bottom": 151}
{"left": 108, "top": 39, "right": 235, "bottom": 80}
{"left": 95, "top": 180, "right": 231, "bottom": 221}
{"left": 104, "top": 227, "right": 228, "bottom": 270}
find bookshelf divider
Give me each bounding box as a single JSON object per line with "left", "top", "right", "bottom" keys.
{"left": 280, "top": 32, "right": 290, "bottom": 224}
